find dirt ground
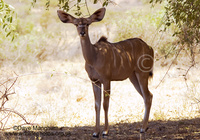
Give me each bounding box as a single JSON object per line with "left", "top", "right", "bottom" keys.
{"left": 1, "top": 118, "right": 200, "bottom": 140}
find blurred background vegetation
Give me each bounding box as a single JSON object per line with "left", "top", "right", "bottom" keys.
{"left": 0, "top": 0, "right": 194, "bottom": 65}
{"left": 1, "top": 0, "right": 199, "bottom": 69}
{"left": 0, "top": 0, "right": 198, "bottom": 65}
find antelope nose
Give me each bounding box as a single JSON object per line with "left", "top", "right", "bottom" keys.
{"left": 80, "top": 31, "right": 85, "bottom": 36}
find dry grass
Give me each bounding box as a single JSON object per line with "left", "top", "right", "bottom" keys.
{"left": 1, "top": 58, "right": 200, "bottom": 130}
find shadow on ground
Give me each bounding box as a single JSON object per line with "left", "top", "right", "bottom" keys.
{"left": 1, "top": 118, "right": 200, "bottom": 140}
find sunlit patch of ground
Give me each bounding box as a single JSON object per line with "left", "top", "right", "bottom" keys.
{"left": 1, "top": 59, "right": 199, "bottom": 131}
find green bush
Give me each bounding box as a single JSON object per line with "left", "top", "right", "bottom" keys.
{"left": 0, "top": 1, "right": 18, "bottom": 41}
{"left": 0, "top": 1, "right": 61, "bottom": 64}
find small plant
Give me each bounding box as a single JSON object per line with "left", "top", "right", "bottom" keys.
{"left": 0, "top": 74, "right": 33, "bottom": 130}
{"left": 0, "top": 1, "right": 18, "bottom": 41}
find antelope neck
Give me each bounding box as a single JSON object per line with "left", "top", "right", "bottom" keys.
{"left": 80, "top": 35, "right": 97, "bottom": 65}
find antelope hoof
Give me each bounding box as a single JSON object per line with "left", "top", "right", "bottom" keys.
{"left": 140, "top": 127, "right": 149, "bottom": 133}
{"left": 102, "top": 131, "right": 109, "bottom": 137}
{"left": 93, "top": 132, "right": 99, "bottom": 138}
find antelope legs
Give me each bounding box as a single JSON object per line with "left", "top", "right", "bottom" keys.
{"left": 92, "top": 72, "right": 152, "bottom": 137}
{"left": 92, "top": 81, "right": 110, "bottom": 137}
{"left": 129, "top": 72, "right": 153, "bottom": 133}
{"left": 92, "top": 80, "right": 110, "bottom": 137}
{"left": 102, "top": 80, "right": 110, "bottom": 136}
{"left": 92, "top": 81, "right": 101, "bottom": 137}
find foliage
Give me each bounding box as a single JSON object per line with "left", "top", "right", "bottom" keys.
{"left": 150, "top": 0, "right": 200, "bottom": 54}
{"left": 149, "top": 0, "right": 200, "bottom": 83}
{"left": 0, "top": 0, "right": 17, "bottom": 41}
{"left": 31, "top": 0, "right": 114, "bottom": 16}
{"left": 0, "top": 3, "right": 59, "bottom": 63}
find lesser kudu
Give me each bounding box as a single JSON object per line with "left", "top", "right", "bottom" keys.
{"left": 57, "top": 8, "right": 154, "bottom": 137}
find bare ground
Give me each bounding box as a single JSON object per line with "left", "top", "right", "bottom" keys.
{"left": 1, "top": 118, "right": 200, "bottom": 140}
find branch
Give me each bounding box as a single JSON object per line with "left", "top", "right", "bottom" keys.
{"left": 85, "top": 0, "right": 90, "bottom": 16}
{"left": 0, "top": 108, "right": 37, "bottom": 131}
{"left": 0, "top": 76, "right": 34, "bottom": 130}
{"left": 192, "top": 97, "right": 200, "bottom": 104}
{"left": 2, "top": 108, "right": 30, "bottom": 124}
{"left": 156, "top": 46, "right": 183, "bottom": 88}
{"left": 0, "top": 77, "right": 17, "bottom": 109}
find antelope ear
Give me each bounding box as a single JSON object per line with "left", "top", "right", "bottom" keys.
{"left": 89, "top": 8, "right": 106, "bottom": 23}
{"left": 57, "top": 10, "right": 75, "bottom": 23}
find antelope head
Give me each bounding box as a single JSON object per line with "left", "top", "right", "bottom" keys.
{"left": 57, "top": 8, "right": 106, "bottom": 37}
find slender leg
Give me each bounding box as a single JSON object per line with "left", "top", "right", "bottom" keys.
{"left": 135, "top": 72, "right": 153, "bottom": 133}
{"left": 92, "top": 81, "right": 102, "bottom": 137}
{"left": 102, "top": 80, "right": 110, "bottom": 136}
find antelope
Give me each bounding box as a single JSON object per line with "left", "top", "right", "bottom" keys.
{"left": 57, "top": 8, "right": 154, "bottom": 137}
